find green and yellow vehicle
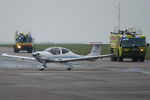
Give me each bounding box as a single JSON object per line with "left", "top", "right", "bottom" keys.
{"left": 14, "top": 31, "right": 34, "bottom": 53}
{"left": 110, "top": 29, "right": 148, "bottom": 62}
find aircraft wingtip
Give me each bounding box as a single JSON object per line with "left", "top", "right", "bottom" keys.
{"left": 1, "top": 53, "right": 8, "bottom": 56}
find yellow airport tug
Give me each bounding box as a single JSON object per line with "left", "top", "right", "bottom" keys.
{"left": 14, "top": 31, "right": 34, "bottom": 53}
{"left": 110, "top": 27, "right": 148, "bottom": 62}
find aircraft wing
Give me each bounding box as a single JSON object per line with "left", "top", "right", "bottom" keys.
{"left": 1, "top": 53, "right": 36, "bottom": 60}
{"left": 53, "top": 54, "right": 113, "bottom": 62}
{"left": 1, "top": 53, "right": 113, "bottom": 63}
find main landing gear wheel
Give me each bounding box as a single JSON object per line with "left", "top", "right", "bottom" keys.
{"left": 39, "top": 68, "right": 45, "bottom": 70}
{"left": 66, "top": 63, "right": 72, "bottom": 70}
{"left": 67, "top": 67, "right": 72, "bottom": 70}
{"left": 37, "top": 63, "right": 47, "bottom": 70}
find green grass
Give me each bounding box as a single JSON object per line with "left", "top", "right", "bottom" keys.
{"left": 145, "top": 47, "right": 150, "bottom": 60}
{"left": 0, "top": 44, "right": 13, "bottom": 47}
{"left": 1, "top": 43, "right": 150, "bottom": 60}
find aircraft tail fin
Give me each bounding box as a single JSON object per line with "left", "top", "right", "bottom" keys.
{"left": 89, "top": 42, "right": 102, "bottom": 56}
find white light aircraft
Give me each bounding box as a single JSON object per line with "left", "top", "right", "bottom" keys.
{"left": 1, "top": 43, "right": 113, "bottom": 70}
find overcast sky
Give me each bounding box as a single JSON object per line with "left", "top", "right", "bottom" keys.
{"left": 0, "top": 0, "right": 150, "bottom": 43}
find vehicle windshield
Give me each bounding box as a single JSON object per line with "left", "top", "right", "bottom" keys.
{"left": 121, "top": 38, "right": 145, "bottom": 47}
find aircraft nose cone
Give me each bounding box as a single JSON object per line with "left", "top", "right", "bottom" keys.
{"left": 32, "top": 52, "right": 40, "bottom": 57}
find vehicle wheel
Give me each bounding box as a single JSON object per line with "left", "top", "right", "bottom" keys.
{"left": 14, "top": 45, "right": 19, "bottom": 53}
{"left": 132, "top": 58, "right": 138, "bottom": 62}
{"left": 116, "top": 49, "right": 121, "bottom": 62}
{"left": 111, "top": 48, "right": 116, "bottom": 61}
{"left": 15, "top": 50, "right": 19, "bottom": 53}
{"left": 27, "top": 48, "right": 33, "bottom": 53}
{"left": 111, "top": 57, "right": 115, "bottom": 61}
{"left": 139, "top": 57, "right": 144, "bottom": 62}
{"left": 111, "top": 57, "right": 118, "bottom": 61}
{"left": 114, "top": 57, "right": 118, "bottom": 61}
{"left": 118, "top": 57, "right": 123, "bottom": 62}
{"left": 28, "top": 50, "right": 32, "bottom": 53}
